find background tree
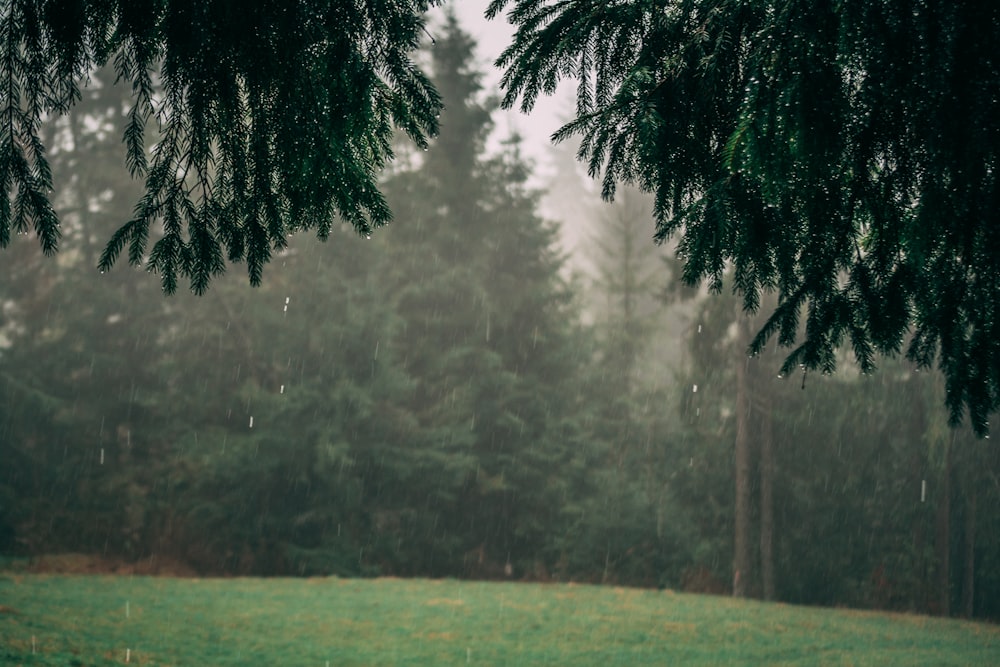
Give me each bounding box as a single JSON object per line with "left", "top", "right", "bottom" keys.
{"left": 675, "top": 279, "right": 1000, "bottom": 616}
{"left": 542, "top": 130, "right": 697, "bottom": 586}
{"left": 3, "top": 7, "right": 999, "bottom": 623}
{"left": 0, "top": 0, "right": 442, "bottom": 290}
{"left": 489, "top": 0, "right": 1000, "bottom": 434}
{"left": 0, "top": 68, "right": 174, "bottom": 561}
{"left": 374, "top": 13, "right": 605, "bottom": 578}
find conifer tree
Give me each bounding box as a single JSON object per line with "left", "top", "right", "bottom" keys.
{"left": 0, "top": 0, "right": 442, "bottom": 291}
{"left": 488, "top": 0, "right": 1000, "bottom": 434}
{"left": 376, "top": 13, "right": 594, "bottom": 577}
{"left": 0, "top": 69, "right": 173, "bottom": 558}
{"left": 544, "top": 147, "right": 691, "bottom": 584}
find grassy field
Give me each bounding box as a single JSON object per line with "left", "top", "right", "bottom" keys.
{"left": 1, "top": 571, "right": 998, "bottom": 666}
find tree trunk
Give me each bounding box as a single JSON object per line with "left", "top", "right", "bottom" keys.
{"left": 733, "top": 318, "right": 751, "bottom": 598}
{"left": 957, "top": 434, "right": 977, "bottom": 619}
{"left": 759, "top": 395, "right": 775, "bottom": 601}
{"left": 961, "top": 479, "right": 975, "bottom": 618}
{"left": 935, "top": 435, "right": 952, "bottom": 616}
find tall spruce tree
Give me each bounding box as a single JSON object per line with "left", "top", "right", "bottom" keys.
{"left": 376, "top": 13, "right": 596, "bottom": 577}
{"left": 545, "top": 157, "right": 690, "bottom": 585}
{"left": 488, "top": 0, "right": 1000, "bottom": 434}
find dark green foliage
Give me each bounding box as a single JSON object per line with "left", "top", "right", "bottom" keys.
{"left": 0, "top": 14, "right": 628, "bottom": 582}
{"left": 371, "top": 13, "right": 603, "bottom": 577}
{"left": 675, "top": 283, "right": 1000, "bottom": 616}
{"left": 489, "top": 0, "right": 1000, "bottom": 434}
{"left": 0, "top": 0, "right": 442, "bottom": 292}
{"left": 3, "top": 8, "right": 998, "bottom": 622}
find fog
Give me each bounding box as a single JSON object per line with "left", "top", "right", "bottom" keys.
{"left": 0, "top": 8, "right": 997, "bottom": 625}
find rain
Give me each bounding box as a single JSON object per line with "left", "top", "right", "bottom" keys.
{"left": 1, "top": 1, "right": 999, "bottom": 665}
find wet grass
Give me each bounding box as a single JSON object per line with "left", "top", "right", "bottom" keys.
{"left": 1, "top": 572, "right": 998, "bottom": 666}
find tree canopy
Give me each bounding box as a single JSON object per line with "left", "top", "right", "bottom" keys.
{"left": 488, "top": 0, "right": 1000, "bottom": 434}
{"left": 1, "top": 0, "right": 441, "bottom": 292}
{"left": 4, "top": 11, "right": 1000, "bottom": 618}
{"left": 3, "top": 1, "right": 999, "bottom": 432}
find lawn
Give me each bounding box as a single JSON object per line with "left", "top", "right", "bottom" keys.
{"left": 1, "top": 571, "right": 997, "bottom": 666}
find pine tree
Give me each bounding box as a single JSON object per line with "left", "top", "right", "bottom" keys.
{"left": 0, "top": 69, "right": 174, "bottom": 559}
{"left": 0, "top": 0, "right": 442, "bottom": 291}
{"left": 376, "top": 12, "right": 595, "bottom": 577}
{"left": 544, "top": 146, "right": 692, "bottom": 585}
{"left": 488, "top": 0, "right": 1000, "bottom": 434}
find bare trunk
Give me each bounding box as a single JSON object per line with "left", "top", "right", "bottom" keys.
{"left": 733, "top": 320, "right": 751, "bottom": 598}
{"left": 759, "top": 397, "right": 775, "bottom": 601}
{"left": 955, "top": 432, "right": 978, "bottom": 619}
{"left": 935, "top": 436, "right": 952, "bottom": 616}
{"left": 961, "top": 471, "right": 976, "bottom": 618}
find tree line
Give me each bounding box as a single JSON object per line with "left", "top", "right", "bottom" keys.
{"left": 2, "top": 1, "right": 999, "bottom": 431}
{"left": 1, "top": 15, "right": 998, "bottom": 620}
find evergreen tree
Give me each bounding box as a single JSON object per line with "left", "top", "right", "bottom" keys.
{"left": 150, "top": 231, "right": 415, "bottom": 575}
{"left": 489, "top": 0, "right": 1000, "bottom": 434}
{"left": 544, "top": 150, "right": 692, "bottom": 585}
{"left": 676, "top": 282, "right": 1000, "bottom": 616}
{"left": 587, "top": 187, "right": 666, "bottom": 398}
{"left": 0, "top": 0, "right": 442, "bottom": 291}
{"left": 0, "top": 69, "right": 174, "bottom": 559}
{"left": 375, "top": 13, "right": 597, "bottom": 578}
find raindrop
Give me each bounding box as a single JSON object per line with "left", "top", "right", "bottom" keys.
{"left": 920, "top": 479, "right": 926, "bottom": 503}
{"left": 280, "top": 384, "right": 285, "bottom": 394}
{"left": 697, "top": 324, "right": 702, "bottom": 333}
{"left": 249, "top": 416, "right": 254, "bottom": 428}
{"left": 100, "top": 448, "right": 104, "bottom": 465}
{"left": 692, "top": 384, "right": 698, "bottom": 393}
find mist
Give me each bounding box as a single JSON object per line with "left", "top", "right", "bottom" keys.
{"left": 1, "top": 9, "right": 998, "bottom": 625}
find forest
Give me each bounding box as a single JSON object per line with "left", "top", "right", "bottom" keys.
{"left": 1, "top": 11, "right": 999, "bottom": 624}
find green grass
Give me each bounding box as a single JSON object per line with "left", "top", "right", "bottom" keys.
{"left": 1, "top": 573, "right": 997, "bottom": 666}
